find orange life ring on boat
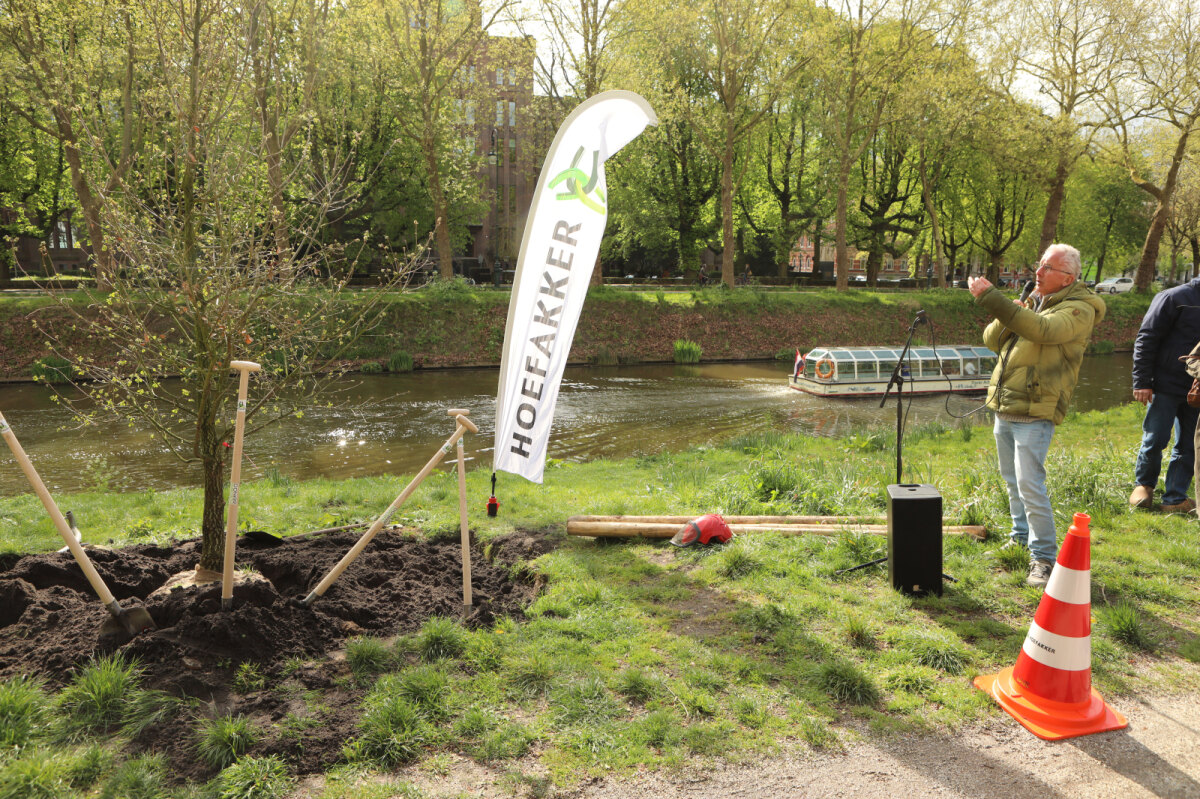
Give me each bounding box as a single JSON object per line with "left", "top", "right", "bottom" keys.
{"left": 815, "top": 357, "right": 835, "bottom": 379}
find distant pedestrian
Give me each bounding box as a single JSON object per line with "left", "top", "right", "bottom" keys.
{"left": 1128, "top": 276, "right": 1200, "bottom": 513}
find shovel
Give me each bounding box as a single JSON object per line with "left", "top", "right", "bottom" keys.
{"left": 0, "top": 410, "right": 157, "bottom": 642}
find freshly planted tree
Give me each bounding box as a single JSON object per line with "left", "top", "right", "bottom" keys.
{"left": 34, "top": 0, "right": 411, "bottom": 573}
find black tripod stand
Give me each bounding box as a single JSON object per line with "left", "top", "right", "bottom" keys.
{"left": 835, "top": 311, "right": 926, "bottom": 577}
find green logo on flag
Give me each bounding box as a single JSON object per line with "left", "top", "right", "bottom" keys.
{"left": 548, "top": 147, "right": 606, "bottom": 214}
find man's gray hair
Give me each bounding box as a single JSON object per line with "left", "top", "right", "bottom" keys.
{"left": 1043, "top": 243, "right": 1082, "bottom": 278}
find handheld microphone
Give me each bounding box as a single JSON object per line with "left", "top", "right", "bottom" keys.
{"left": 1019, "top": 280, "right": 1035, "bottom": 303}
{"left": 916, "top": 309, "right": 929, "bottom": 325}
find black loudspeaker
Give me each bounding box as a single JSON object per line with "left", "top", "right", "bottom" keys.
{"left": 887, "top": 484, "right": 943, "bottom": 597}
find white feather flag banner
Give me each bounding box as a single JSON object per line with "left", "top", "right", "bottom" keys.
{"left": 492, "top": 91, "right": 657, "bottom": 484}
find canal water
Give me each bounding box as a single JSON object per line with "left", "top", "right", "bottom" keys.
{"left": 0, "top": 354, "right": 1134, "bottom": 496}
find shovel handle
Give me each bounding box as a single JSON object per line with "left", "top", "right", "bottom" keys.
{"left": 0, "top": 411, "right": 119, "bottom": 607}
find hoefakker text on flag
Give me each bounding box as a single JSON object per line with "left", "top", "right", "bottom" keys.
{"left": 493, "top": 91, "right": 657, "bottom": 484}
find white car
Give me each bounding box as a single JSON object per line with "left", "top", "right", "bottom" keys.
{"left": 1095, "top": 277, "right": 1134, "bottom": 294}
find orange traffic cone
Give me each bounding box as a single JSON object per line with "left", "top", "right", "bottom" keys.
{"left": 974, "top": 512, "right": 1127, "bottom": 740}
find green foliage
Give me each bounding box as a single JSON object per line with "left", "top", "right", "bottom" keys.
{"left": 232, "top": 663, "right": 266, "bottom": 694}
{"left": 56, "top": 655, "right": 142, "bottom": 737}
{"left": 97, "top": 754, "right": 169, "bottom": 799}
{"left": 0, "top": 676, "right": 48, "bottom": 749}
{"left": 345, "top": 637, "right": 395, "bottom": 678}
{"left": 65, "top": 746, "right": 112, "bottom": 791}
{"left": 673, "top": 339, "right": 702, "bottom": 364}
{"left": 895, "top": 632, "right": 970, "bottom": 674}
{"left": 30, "top": 355, "right": 71, "bottom": 384}
{"left": 414, "top": 617, "right": 468, "bottom": 661}
{"left": 0, "top": 748, "right": 74, "bottom": 799}
{"left": 394, "top": 667, "right": 450, "bottom": 720}
{"left": 613, "top": 669, "right": 660, "bottom": 704}
{"left": 506, "top": 656, "right": 554, "bottom": 697}
{"left": 551, "top": 676, "right": 622, "bottom": 726}
{"left": 1103, "top": 601, "right": 1155, "bottom": 652}
{"left": 197, "top": 715, "right": 260, "bottom": 770}
{"left": 361, "top": 360, "right": 383, "bottom": 374}
{"left": 817, "top": 661, "right": 879, "bottom": 705}
{"left": 349, "top": 693, "right": 430, "bottom": 768}
{"left": 388, "top": 351, "right": 414, "bottom": 373}
{"left": 212, "top": 756, "right": 293, "bottom": 799}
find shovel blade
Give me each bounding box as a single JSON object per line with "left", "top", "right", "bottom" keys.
{"left": 99, "top": 605, "right": 157, "bottom": 645}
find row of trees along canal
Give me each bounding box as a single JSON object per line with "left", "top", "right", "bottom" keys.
{"left": 3, "top": 0, "right": 1200, "bottom": 293}
{"left": 0, "top": 0, "right": 1197, "bottom": 572}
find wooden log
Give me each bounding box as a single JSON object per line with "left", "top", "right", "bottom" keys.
{"left": 568, "top": 514, "right": 885, "bottom": 525}
{"left": 566, "top": 519, "right": 987, "bottom": 541}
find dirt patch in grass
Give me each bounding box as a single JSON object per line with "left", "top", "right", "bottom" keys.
{"left": 0, "top": 527, "right": 553, "bottom": 778}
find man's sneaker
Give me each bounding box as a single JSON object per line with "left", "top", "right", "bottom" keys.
{"left": 1129, "top": 485, "right": 1154, "bottom": 509}
{"left": 1161, "top": 498, "right": 1197, "bottom": 514}
{"left": 1026, "top": 559, "right": 1054, "bottom": 589}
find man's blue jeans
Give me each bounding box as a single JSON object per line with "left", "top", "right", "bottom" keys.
{"left": 994, "top": 417, "right": 1057, "bottom": 564}
{"left": 1134, "top": 391, "right": 1198, "bottom": 506}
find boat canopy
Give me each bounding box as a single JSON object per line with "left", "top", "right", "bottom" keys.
{"left": 802, "top": 346, "right": 997, "bottom": 382}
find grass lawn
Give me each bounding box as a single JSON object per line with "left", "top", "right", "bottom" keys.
{"left": 0, "top": 402, "right": 1197, "bottom": 797}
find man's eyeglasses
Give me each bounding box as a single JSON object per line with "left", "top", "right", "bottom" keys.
{"left": 1037, "top": 261, "right": 1073, "bottom": 278}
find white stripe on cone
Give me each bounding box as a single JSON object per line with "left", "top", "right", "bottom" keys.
{"left": 1021, "top": 620, "right": 1092, "bottom": 672}
{"left": 1044, "top": 563, "right": 1090, "bottom": 605}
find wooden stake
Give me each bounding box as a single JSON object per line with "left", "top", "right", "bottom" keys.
{"left": 566, "top": 518, "right": 986, "bottom": 541}
{"left": 450, "top": 409, "right": 473, "bottom": 608}
{"left": 569, "top": 514, "right": 887, "bottom": 525}
{"left": 303, "top": 413, "right": 479, "bottom": 606}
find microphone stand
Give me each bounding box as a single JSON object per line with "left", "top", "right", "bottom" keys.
{"left": 835, "top": 310, "right": 925, "bottom": 577}
{"left": 880, "top": 311, "right": 926, "bottom": 484}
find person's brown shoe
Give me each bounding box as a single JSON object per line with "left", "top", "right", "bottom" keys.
{"left": 1129, "top": 485, "right": 1154, "bottom": 509}
{"left": 1161, "top": 498, "right": 1197, "bottom": 514}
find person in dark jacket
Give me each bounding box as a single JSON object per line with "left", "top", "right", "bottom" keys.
{"left": 1129, "top": 277, "right": 1200, "bottom": 513}
{"left": 968, "top": 243, "right": 1105, "bottom": 588}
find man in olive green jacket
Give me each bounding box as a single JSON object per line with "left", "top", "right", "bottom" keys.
{"left": 968, "top": 244, "right": 1106, "bottom": 588}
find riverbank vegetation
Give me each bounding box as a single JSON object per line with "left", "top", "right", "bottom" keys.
{"left": 0, "top": 287, "right": 1151, "bottom": 382}
{"left": 0, "top": 403, "right": 1196, "bottom": 796}
{"left": 3, "top": 0, "right": 1196, "bottom": 295}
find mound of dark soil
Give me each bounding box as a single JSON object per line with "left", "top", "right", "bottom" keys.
{"left": 0, "top": 527, "right": 551, "bottom": 779}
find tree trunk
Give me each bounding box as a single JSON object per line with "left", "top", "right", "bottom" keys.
{"left": 988, "top": 251, "right": 1003, "bottom": 284}
{"left": 865, "top": 250, "right": 881, "bottom": 286}
{"left": 918, "top": 152, "right": 946, "bottom": 288}
{"left": 835, "top": 171, "right": 850, "bottom": 291}
{"left": 59, "top": 135, "right": 113, "bottom": 290}
{"left": 1134, "top": 125, "right": 1193, "bottom": 292}
{"left": 1095, "top": 213, "right": 1114, "bottom": 285}
{"left": 720, "top": 136, "right": 735, "bottom": 287}
{"left": 1038, "top": 159, "right": 1069, "bottom": 254}
{"left": 198, "top": 453, "right": 226, "bottom": 572}
{"left": 1191, "top": 235, "right": 1199, "bottom": 279}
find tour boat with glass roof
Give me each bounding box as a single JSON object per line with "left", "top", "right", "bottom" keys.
{"left": 790, "top": 345, "right": 997, "bottom": 398}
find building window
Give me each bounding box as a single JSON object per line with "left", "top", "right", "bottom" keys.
{"left": 508, "top": 101, "right": 516, "bottom": 127}
{"left": 509, "top": 183, "right": 517, "bottom": 214}
{"left": 508, "top": 67, "right": 517, "bottom": 86}
{"left": 495, "top": 101, "right": 504, "bottom": 126}
{"left": 496, "top": 68, "right": 503, "bottom": 85}
{"left": 465, "top": 101, "right": 475, "bottom": 124}
{"left": 468, "top": 66, "right": 476, "bottom": 83}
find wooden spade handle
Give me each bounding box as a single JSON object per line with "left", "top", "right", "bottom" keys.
{"left": 222, "top": 360, "right": 260, "bottom": 608}
{"left": 0, "top": 410, "right": 119, "bottom": 607}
